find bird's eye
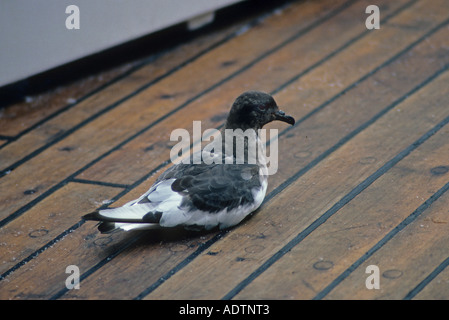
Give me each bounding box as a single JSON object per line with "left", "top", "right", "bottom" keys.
{"left": 258, "top": 105, "right": 267, "bottom": 111}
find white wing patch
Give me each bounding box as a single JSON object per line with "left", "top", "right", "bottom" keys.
{"left": 98, "top": 205, "right": 153, "bottom": 222}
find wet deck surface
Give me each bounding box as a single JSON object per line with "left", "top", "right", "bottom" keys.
{"left": 1, "top": 0, "right": 449, "bottom": 300}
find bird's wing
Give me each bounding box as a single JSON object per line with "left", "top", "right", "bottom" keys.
{"left": 165, "top": 162, "right": 262, "bottom": 213}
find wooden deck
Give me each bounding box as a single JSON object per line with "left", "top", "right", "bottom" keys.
{"left": 1, "top": 0, "right": 449, "bottom": 300}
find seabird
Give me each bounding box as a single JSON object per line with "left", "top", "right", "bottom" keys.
{"left": 83, "top": 91, "right": 295, "bottom": 233}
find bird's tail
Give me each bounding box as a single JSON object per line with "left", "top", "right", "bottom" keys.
{"left": 83, "top": 205, "right": 162, "bottom": 234}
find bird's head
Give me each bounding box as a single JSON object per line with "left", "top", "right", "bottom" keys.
{"left": 225, "top": 91, "right": 295, "bottom": 130}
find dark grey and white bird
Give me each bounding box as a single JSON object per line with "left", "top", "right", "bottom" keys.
{"left": 83, "top": 91, "right": 295, "bottom": 233}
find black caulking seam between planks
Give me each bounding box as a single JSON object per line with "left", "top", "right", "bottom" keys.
{"left": 70, "top": 178, "right": 130, "bottom": 189}
{"left": 0, "top": 0, "right": 426, "bottom": 295}
{"left": 224, "top": 91, "right": 449, "bottom": 300}
{"left": 316, "top": 178, "right": 449, "bottom": 300}
{"left": 0, "top": 0, "right": 356, "bottom": 178}
{"left": 404, "top": 254, "right": 449, "bottom": 299}
{"left": 0, "top": 135, "right": 14, "bottom": 141}
{"left": 0, "top": 0, "right": 356, "bottom": 226}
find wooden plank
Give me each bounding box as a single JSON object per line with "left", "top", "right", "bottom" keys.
{"left": 0, "top": 183, "right": 121, "bottom": 276}
{"left": 0, "top": 0, "right": 344, "bottom": 221}
{"left": 321, "top": 171, "right": 449, "bottom": 300}
{"left": 141, "top": 65, "right": 449, "bottom": 298}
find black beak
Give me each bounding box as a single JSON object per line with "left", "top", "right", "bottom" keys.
{"left": 273, "top": 110, "right": 295, "bottom": 126}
